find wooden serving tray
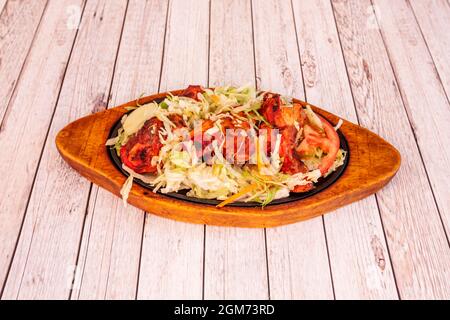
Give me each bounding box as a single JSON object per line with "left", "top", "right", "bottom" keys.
{"left": 56, "top": 90, "right": 401, "bottom": 228}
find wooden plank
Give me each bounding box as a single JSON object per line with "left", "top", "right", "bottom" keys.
{"left": 74, "top": 190, "right": 144, "bottom": 299}
{"left": 265, "top": 222, "right": 333, "bottom": 299}
{"left": 379, "top": 0, "right": 450, "bottom": 234}
{"left": 0, "top": 0, "right": 7, "bottom": 15}
{"left": 0, "top": 0, "right": 47, "bottom": 122}
{"left": 157, "top": 0, "right": 209, "bottom": 91}
{"left": 408, "top": 0, "right": 450, "bottom": 99}
{"left": 292, "top": 0, "right": 398, "bottom": 299}
{"left": 0, "top": 0, "right": 84, "bottom": 297}
{"left": 136, "top": 0, "right": 208, "bottom": 300}
{"left": 331, "top": 0, "right": 450, "bottom": 299}
{"left": 252, "top": 0, "right": 333, "bottom": 299}
{"left": 138, "top": 216, "right": 204, "bottom": 299}
{"left": 1, "top": 0, "right": 127, "bottom": 299}
{"left": 325, "top": 199, "right": 398, "bottom": 299}
{"left": 209, "top": 0, "right": 255, "bottom": 87}
{"left": 204, "top": 0, "right": 268, "bottom": 299}
{"left": 73, "top": 0, "right": 168, "bottom": 300}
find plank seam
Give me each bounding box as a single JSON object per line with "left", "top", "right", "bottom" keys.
{"left": 0, "top": 0, "right": 8, "bottom": 16}
{"left": 16, "top": 0, "right": 90, "bottom": 299}
{"left": 263, "top": 228, "right": 271, "bottom": 300}
{"left": 207, "top": 0, "right": 212, "bottom": 88}
{"left": 407, "top": 0, "right": 450, "bottom": 106}
{"left": 249, "top": 0, "right": 259, "bottom": 90}
{"left": 290, "top": 0, "right": 344, "bottom": 298}
{"left": 249, "top": 0, "right": 271, "bottom": 300}
{"left": 321, "top": 217, "right": 336, "bottom": 299}
{"left": 202, "top": 0, "right": 212, "bottom": 301}
{"left": 72, "top": 0, "right": 131, "bottom": 299}
{"left": 103, "top": 202, "right": 118, "bottom": 300}
{"left": 69, "top": 183, "right": 94, "bottom": 300}
{"left": 405, "top": 0, "right": 450, "bottom": 239}
{"left": 370, "top": 0, "right": 450, "bottom": 247}
{"left": 134, "top": 213, "right": 147, "bottom": 300}
{"left": 289, "top": 0, "right": 307, "bottom": 101}
{"left": 156, "top": 0, "right": 171, "bottom": 95}
{"left": 328, "top": 0, "right": 401, "bottom": 298}
{"left": 71, "top": 186, "right": 99, "bottom": 300}
{"left": 373, "top": 195, "right": 402, "bottom": 299}
{"left": 0, "top": 0, "right": 49, "bottom": 129}
{"left": 289, "top": 0, "right": 336, "bottom": 298}
{"left": 0, "top": 0, "right": 87, "bottom": 299}
{"left": 201, "top": 224, "right": 206, "bottom": 300}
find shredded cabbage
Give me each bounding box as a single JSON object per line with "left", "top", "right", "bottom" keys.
{"left": 305, "top": 105, "right": 323, "bottom": 131}
{"left": 120, "top": 174, "right": 133, "bottom": 206}
{"left": 114, "top": 85, "right": 347, "bottom": 207}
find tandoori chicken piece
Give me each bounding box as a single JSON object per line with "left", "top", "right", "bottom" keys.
{"left": 260, "top": 93, "right": 305, "bottom": 128}
{"left": 120, "top": 118, "right": 164, "bottom": 174}
{"left": 120, "top": 114, "right": 187, "bottom": 174}
{"left": 259, "top": 92, "right": 340, "bottom": 191}
{"left": 181, "top": 85, "right": 205, "bottom": 101}
{"left": 191, "top": 116, "right": 252, "bottom": 163}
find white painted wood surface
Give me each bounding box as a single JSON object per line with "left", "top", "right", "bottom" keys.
{"left": 0, "top": 0, "right": 84, "bottom": 297}
{"left": 292, "top": 0, "right": 398, "bottom": 299}
{"left": 409, "top": 0, "right": 450, "bottom": 99}
{"left": 0, "top": 0, "right": 47, "bottom": 121}
{"left": 2, "top": 0, "right": 127, "bottom": 299}
{"left": 1, "top": 0, "right": 449, "bottom": 300}
{"left": 0, "top": 0, "right": 7, "bottom": 14}
{"left": 73, "top": 0, "right": 168, "bottom": 300}
{"left": 75, "top": 189, "right": 144, "bottom": 299}
{"left": 331, "top": 0, "right": 450, "bottom": 299}
{"left": 374, "top": 0, "right": 450, "bottom": 245}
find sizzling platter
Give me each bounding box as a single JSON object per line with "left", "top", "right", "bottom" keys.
{"left": 55, "top": 86, "right": 401, "bottom": 227}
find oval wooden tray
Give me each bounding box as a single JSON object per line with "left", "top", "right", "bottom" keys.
{"left": 56, "top": 90, "right": 401, "bottom": 228}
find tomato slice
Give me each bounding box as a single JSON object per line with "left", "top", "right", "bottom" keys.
{"left": 295, "top": 115, "right": 340, "bottom": 175}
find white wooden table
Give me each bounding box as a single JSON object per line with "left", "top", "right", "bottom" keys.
{"left": 0, "top": 0, "right": 449, "bottom": 300}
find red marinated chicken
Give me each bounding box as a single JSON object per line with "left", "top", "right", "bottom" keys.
{"left": 259, "top": 92, "right": 340, "bottom": 192}
{"left": 120, "top": 114, "right": 187, "bottom": 174}
{"left": 120, "top": 118, "right": 163, "bottom": 174}
{"left": 260, "top": 93, "right": 305, "bottom": 128}
{"left": 181, "top": 85, "right": 205, "bottom": 101}
{"left": 192, "top": 116, "right": 252, "bottom": 163}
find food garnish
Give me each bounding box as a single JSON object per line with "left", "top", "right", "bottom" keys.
{"left": 108, "top": 85, "right": 346, "bottom": 207}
